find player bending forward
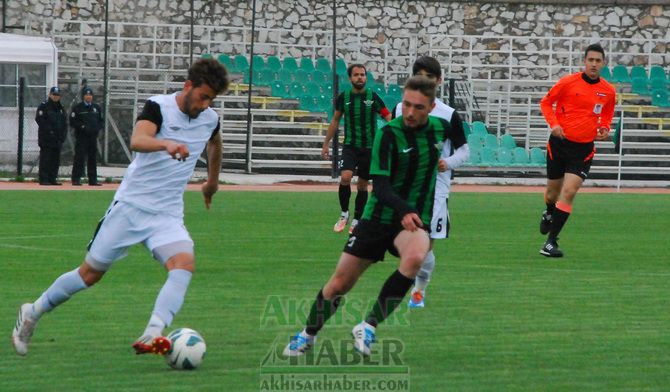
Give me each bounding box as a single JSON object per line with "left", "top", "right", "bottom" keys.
{"left": 11, "top": 59, "right": 229, "bottom": 356}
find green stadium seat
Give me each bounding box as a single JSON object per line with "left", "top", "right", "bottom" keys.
{"left": 479, "top": 147, "right": 496, "bottom": 165}
{"left": 277, "top": 68, "right": 294, "bottom": 83}
{"left": 336, "top": 58, "right": 347, "bottom": 76}
{"left": 289, "top": 82, "right": 304, "bottom": 97}
{"left": 651, "top": 89, "right": 670, "bottom": 108}
{"left": 283, "top": 57, "right": 298, "bottom": 71}
{"left": 294, "top": 69, "right": 310, "bottom": 83}
{"left": 305, "top": 81, "right": 322, "bottom": 96}
{"left": 611, "top": 65, "right": 630, "bottom": 83}
{"left": 252, "top": 55, "right": 265, "bottom": 70}
{"left": 299, "top": 95, "right": 318, "bottom": 112}
{"left": 371, "top": 84, "right": 386, "bottom": 96}
{"left": 383, "top": 94, "right": 398, "bottom": 111}
{"left": 484, "top": 133, "right": 499, "bottom": 149}
{"left": 471, "top": 121, "right": 488, "bottom": 134}
{"left": 266, "top": 56, "right": 282, "bottom": 72}
{"left": 300, "top": 57, "right": 315, "bottom": 72}
{"left": 530, "top": 147, "right": 546, "bottom": 165}
{"left": 271, "top": 80, "right": 288, "bottom": 98}
{"left": 201, "top": 53, "right": 213, "bottom": 59}
{"left": 466, "top": 149, "right": 481, "bottom": 165}
{"left": 512, "top": 147, "right": 529, "bottom": 165}
{"left": 315, "top": 58, "right": 331, "bottom": 73}
{"left": 600, "top": 66, "right": 611, "bottom": 81}
{"left": 496, "top": 147, "right": 513, "bottom": 166}
{"left": 217, "top": 54, "right": 232, "bottom": 68}
{"left": 649, "top": 76, "right": 667, "bottom": 92}
{"left": 232, "top": 55, "right": 249, "bottom": 73}
{"left": 500, "top": 134, "right": 517, "bottom": 150}
{"left": 630, "top": 65, "right": 648, "bottom": 82}
{"left": 387, "top": 84, "right": 402, "bottom": 96}
{"left": 631, "top": 77, "right": 650, "bottom": 95}
{"left": 258, "top": 69, "right": 276, "bottom": 86}
{"left": 467, "top": 133, "right": 485, "bottom": 150}
{"left": 649, "top": 66, "right": 667, "bottom": 85}
{"left": 311, "top": 70, "right": 328, "bottom": 84}
{"left": 366, "top": 71, "right": 375, "bottom": 83}
{"left": 462, "top": 122, "right": 471, "bottom": 136}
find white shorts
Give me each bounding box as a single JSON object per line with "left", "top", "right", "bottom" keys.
{"left": 85, "top": 201, "right": 194, "bottom": 271}
{"left": 430, "top": 195, "right": 450, "bottom": 240}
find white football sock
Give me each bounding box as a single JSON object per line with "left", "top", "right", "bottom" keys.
{"left": 32, "top": 267, "right": 88, "bottom": 319}
{"left": 144, "top": 269, "right": 192, "bottom": 336}
{"left": 415, "top": 250, "right": 436, "bottom": 292}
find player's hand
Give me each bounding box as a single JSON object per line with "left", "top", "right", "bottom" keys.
{"left": 401, "top": 212, "right": 423, "bottom": 232}
{"left": 201, "top": 181, "right": 219, "bottom": 209}
{"left": 438, "top": 159, "right": 448, "bottom": 172}
{"left": 550, "top": 125, "right": 565, "bottom": 139}
{"left": 166, "top": 142, "right": 190, "bottom": 161}
{"left": 321, "top": 143, "right": 330, "bottom": 159}
{"left": 596, "top": 127, "right": 610, "bottom": 141}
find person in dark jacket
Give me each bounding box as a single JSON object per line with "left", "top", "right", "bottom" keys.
{"left": 36, "top": 86, "right": 67, "bottom": 185}
{"left": 70, "top": 87, "right": 104, "bottom": 186}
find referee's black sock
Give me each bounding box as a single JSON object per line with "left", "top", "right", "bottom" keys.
{"left": 354, "top": 190, "right": 368, "bottom": 220}
{"left": 305, "top": 289, "right": 341, "bottom": 336}
{"left": 549, "top": 202, "right": 572, "bottom": 240}
{"left": 365, "top": 270, "right": 414, "bottom": 328}
{"left": 338, "top": 184, "right": 351, "bottom": 213}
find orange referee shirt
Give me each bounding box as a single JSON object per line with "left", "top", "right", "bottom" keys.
{"left": 540, "top": 72, "right": 616, "bottom": 143}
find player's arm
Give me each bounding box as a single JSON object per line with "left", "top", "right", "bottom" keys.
{"left": 202, "top": 125, "right": 222, "bottom": 209}
{"left": 374, "top": 93, "right": 392, "bottom": 122}
{"left": 443, "top": 113, "right": 470, "bottom": 170}
{"left": 369, "top": 128, "right": 421, "bottom": 231}
{"left": 322, "top": 110, "right": 343, "bottom": 159}
{"left": 130, "top": 100, "right": 188, "bottom": 160}
{"left": 540, "top": 78, "right": 567, "bottom": 138}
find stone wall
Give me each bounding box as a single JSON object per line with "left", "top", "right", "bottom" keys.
{"left": 4, "top": 1, "right": 669, "bottom": 78}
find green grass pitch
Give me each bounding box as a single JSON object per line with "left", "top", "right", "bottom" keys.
{"left": 1, "top": 189, "right": 669, "bottom": 391}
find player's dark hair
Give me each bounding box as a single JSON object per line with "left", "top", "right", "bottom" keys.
{"left": 585, "top": 43, "right": 605, "bottom": 59}
{"left": 404, "top": 76, "right": 436, "bottom": 103}
{"left": 412, "top": 56, "right": 442, "bottom": 79}
{"left": 188, "top": 58, "right": 230, "bottom": 94}
{"left": 347, "top": 64, "right": 366, "bottom": 77}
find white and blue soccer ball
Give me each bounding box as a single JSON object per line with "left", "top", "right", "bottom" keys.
{"left": 165, "top": 328, "right": 206, "bottom": 370}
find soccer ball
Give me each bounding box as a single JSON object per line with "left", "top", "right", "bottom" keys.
{"left": 165, "top": 328, "right": 206, "bottom": 370}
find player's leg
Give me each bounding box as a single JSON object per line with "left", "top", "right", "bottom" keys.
{"left": 135, "top": 218, "right": 195, "bottom": 355}
{"left": 12, "top": 201, "right": 130, "bottom": 355}
{"left": 284, "top": 252, "right": 373, "bottom": 356}
{"left": 335, "top": 169, "right": 354, "bottom": 232}
{"left": 355, "top": 229, "right": 429, "bottom": 355}
{"left": 541, "top": 173, "right": 583, "bottom": 257}
{"left": 350, "top": 148, "right": 371, "bottom": 233}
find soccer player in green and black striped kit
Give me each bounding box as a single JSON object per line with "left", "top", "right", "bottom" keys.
{"left": 286, "top": 76, "right": 463, "bottom": 357}
{"left": 321, "top": 64, "right": 391, "bottom": 234}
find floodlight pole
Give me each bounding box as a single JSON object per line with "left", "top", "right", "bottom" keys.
{"left": 244, "top": 0, "right": 257, "bottom": 173}
{"left": 17, "top": 77, "right": 25, "bottom": 177}
{"left": 102, "top": 0, "right": 110, "bottom": 164}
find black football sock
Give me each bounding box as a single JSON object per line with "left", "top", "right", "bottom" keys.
{"left": 305, "top": 289, "right": 341, "bottom": 336}
{"left": 338, "top": 184, "right": 351, "bottom": 213}
{"left": 354, "top": 190, "right": 368, "bottom": 220}
{"left": 365, "top": 270, "right": 414, "bottom": 328}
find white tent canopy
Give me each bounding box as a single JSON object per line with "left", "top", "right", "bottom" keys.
{"left": 0, "top": 32, "right": 58, "bottom": 87}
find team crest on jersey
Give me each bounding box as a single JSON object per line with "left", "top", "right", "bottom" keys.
{"left": 364, "top": 100, "right": 374, "bottom": 106}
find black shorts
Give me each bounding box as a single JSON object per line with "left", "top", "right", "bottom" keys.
{"left": 546, "top": 136, "right": 595, "bottom": 180}
{"left": 339, "top": 145, "right": 371, "bottom": 180}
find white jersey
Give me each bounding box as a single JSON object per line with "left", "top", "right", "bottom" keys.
{"left": 114, "top": 93, "right": 219, "bottom": 218}
{"left": 394, "top": 99, "right": 468, "bottom": 197}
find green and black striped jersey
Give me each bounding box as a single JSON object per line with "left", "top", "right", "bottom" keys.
{"left": 363, "top": 116, "right": 455, "bottom": 225}
{"left": 335, "top": 89, "right": 387, "bottom": 149}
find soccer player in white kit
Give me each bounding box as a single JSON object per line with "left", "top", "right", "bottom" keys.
{"left": 394, "top": 56, "right": 470, "bottom": 308}
{"left": 11, "top": 58, "right": 229, "bottom": 356}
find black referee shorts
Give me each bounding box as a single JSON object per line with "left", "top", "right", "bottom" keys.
{"left": 546, "top": 136, "right": 595, "bottom": 180}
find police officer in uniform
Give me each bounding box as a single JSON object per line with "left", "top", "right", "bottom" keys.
{"left": 70, "top": 87, "right": 104, "bottom": 186}
{"left": 36, "top": 86, "right": 67, "bottom": 185}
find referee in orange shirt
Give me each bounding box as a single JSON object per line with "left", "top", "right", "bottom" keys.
{"left": 538, "top": 43, "right": 616, "bottom": 257}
